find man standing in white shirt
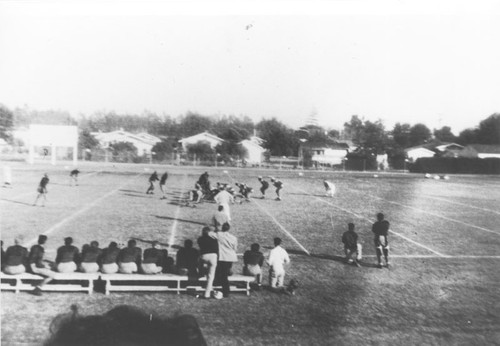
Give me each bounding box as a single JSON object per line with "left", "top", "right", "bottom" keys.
{"left": 213, "top": 187, "right": 234, "bottom": 221}
{"left": 267, "top": 237, "right": 290, "bottom": 290}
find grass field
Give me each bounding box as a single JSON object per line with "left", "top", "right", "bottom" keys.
{"left": 1, "top": 161, "right": 499, "bottom": 345}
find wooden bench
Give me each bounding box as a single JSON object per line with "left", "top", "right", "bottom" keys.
{"left": 99, "top": 273, "right": 189, "bottom": 295}
{"left": 100, "top": 273, "right": 255, "bottom": 295}
{"left": 188, "top": 275, "right": 255, "bottom": 296}
{"left": 1, "top": 272, "right": 100, "bottom": 294}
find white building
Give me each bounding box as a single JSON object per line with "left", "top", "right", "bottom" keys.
{"left": 405, "top": 146, "right": 435, "bottom": 162}
{"left": 178, "top": 131, "right": 224, "bottom": 150}
{"left": 239, "top": 136, "right": 266, "bottom": 165}
{"left": 309, "top": 143, "right": 349, "bottom": 165}
{"left": 92, "top": 130, "right": 161, "bottom": 155}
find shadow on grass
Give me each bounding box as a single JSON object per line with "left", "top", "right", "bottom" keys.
{"left": 286, "top": 192, "right": 328, "bottom": 198}
{"left": 154, "top": 215, "right": 208, "bottom": 227}
{"left": 129, "top": 237, "right": 182, "bottom": 250}
{"left": 0, "top": 199, "right": 35, "bottom": 207}
{"left": 122, "top": 193, "right": 150, "bottom": 199}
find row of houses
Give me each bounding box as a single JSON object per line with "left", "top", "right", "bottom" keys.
{"left": 405, "top": 142, "right": 500, "bottom": 161}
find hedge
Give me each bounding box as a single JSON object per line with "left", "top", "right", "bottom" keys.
{"left": 411, "top": 157, "right": 500, "bottom": 174}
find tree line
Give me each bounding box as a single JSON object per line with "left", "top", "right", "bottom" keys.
{"left": 0, "top": 104, "right": 498, "bottom": 165}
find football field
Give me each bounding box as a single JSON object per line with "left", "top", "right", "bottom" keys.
{"left": 1, "top": 162, "right": 499, "bottom": 345}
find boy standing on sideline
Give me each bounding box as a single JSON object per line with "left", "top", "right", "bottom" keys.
{"left": 146, "top": 171, "right": 159, "bottom": 195}
{"left": 159, "top": 172, "right": 169, "bottom": 199}
{"left": 342, "top": 223, "right": 361, "bottom": 267}
{"left": 372, "top": 212, "right": 390, "bottom": 268}
{"left": 267, "top": 237, "right": 290, "bottom": 291}
{"left": 197, "top": 227, "right": 219, "bottom": 299}
{"left": 33, "top": 173, "right": 49, "bottom": 206}
{"left": 243, "top": 243, "right": 264, "bottom": 289}
{"left": 209, "top": 222, "right": 238, "bottom": 298}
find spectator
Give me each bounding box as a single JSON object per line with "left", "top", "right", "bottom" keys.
{"left": 80, "top": 241, "right": 102, "bottom": 273}
{"left": 176, "top": 240, "right": 199, "bottom": 277}
{"left": 213, "top": 187, "right": 234, "bottom": 221}
{"left": 118, "top": 239, "right": 142, "bottom": 274}
{"left": 28, "top": 235, "right": 57, "bottom": 296}
{"left": 209, "top": 222, "right": 238, "bottom": 298}
{"left": 197, "top": 226, "right": 219, "bottom": 299}
{"left": 3, "top": 236, "right": 29, "bottom": 275}
{"left": 141, "top": 241, "right": 165, "bottom": 274}
{"left": 372, "top": 212, "right": 390, "bottom": 268}
{"left": 56, "top": 237, "right": 80, "bottom": 273}
{"left": 212, "top": 205, "right": 230, "bottom": 231}
{"left": 243, "top": 243, "right": 264, "bottom": 288}
{"left": 342, "top": 223, "right": 361, "bottom": 267}
{"left": 100, "top": 242, "right": 120, "bottom": 274}
{"left": 267, "top": 237, "right": 290, "bottom": 291}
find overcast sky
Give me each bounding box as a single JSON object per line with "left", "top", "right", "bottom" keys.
{"left": 0, "top": 0, "right": 499, "bottom": 134}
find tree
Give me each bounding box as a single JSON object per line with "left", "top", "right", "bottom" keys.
{"left": 457, "top": 128, "right": 479, "bottom": 145}
{"left": 151, "top": 140, "right": 175, "bottom": 161}
{"left": 177, "top": 113, "right": 213, "bottom": 137}
{"left": 256, "top": 118, "right": 297, "bottom": 156}
{"left": 0, "top": 104, "right": 14, "bottom": 142}
{"left": 477, "top": 113, "right": 500, "bottom": 144}
{"left": 185, "top": 141, "right": 214, "bottom": 161}
{"left": 343, "top": 115, "right": 365, "bottom": 146}
{"left": 362, "top": 120, "right": 387, "bottom": 154}
{"left": 409, "top": 123, "right": 432, "bottom": 147}
{"left": 109, "top": 142, "right": 138, "bottom": 163}
{"left": 391, "top": 123, "right": 411, "bottom": 148}
{"left": 215, "top": 142, "right": 248, "bottom": 164}
{"left": 433, "top": 126, "right": 457, "bottom": 143}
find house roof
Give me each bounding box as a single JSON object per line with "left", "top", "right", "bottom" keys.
{"left": 178, "top": 131, "right": 224, "bottom": 144}
{"left": 466, "top": 144, "right": 500, "bottom": 154}
{"left": 91, "top": 130, "right": 161, "bottom": 146}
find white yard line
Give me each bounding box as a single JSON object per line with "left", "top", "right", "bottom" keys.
{"left": 224, "top": 170, "right": 311, "bottom": 255}
{"left": 370, "top": 195, "right": 500, "bottom": 236}
{"left": 292, "top": 186, "right": 447, "bottom": 258}
{"left": 23, "top": 173, "right": 143, "bottom": 247}
{"left": 419, "top": 195, "right": 500, "bottom": 216}
{"left": 168, "top": 174, "right": 187, "bottom": 250}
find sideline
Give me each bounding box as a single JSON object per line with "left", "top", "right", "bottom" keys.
{"left": 292, "top": 186, "right": 447, "bottom": 258}
{"left": 23, "top": 172, "right": 143, "bottom": 247}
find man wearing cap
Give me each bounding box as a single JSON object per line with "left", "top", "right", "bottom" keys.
{"left": 56, "top": 237, "right": 80, "bottom": 273}
{"left": 141, "top": 241, "right": 165, "bottom": 274}
{"left": 28, "top": 235, "right": 56, "bottom": 295}
{"left": 79, "top": 241, "right": 102, "bottom": 273}
{"left": 3, "top": 236, "right": 29, "bottom": 275}
{"left": 33, "top": 173, "right": 49, "bottom": 206}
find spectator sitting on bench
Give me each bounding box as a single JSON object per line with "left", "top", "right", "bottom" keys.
{"left": 79, "top": 241, "right": 102, "bottom": 273}
{"left": 141, "top": 241, "right": 165, "bottom": 274}
{"left": 56, "top": 237, "right": 80, "bottom": 273}
{"left": 3, "top": 235, "right": 29, "bottom": 275}
{"left": 29, "top": 235, "right": 57, "bottom": 296}
{"left": 100, "top": 242, "right": 120, "bottom": 274}
{"left": 243, "top": 243, "right": 264, "bottom": 289}
{"left": 162, "top": 253, "right": 176, "bottom": 274}
{"left": 176, "top": 239, "right": 199, "bottom": 277}
{"left": 118, "top": 240, "right": 142, "bottom": 274}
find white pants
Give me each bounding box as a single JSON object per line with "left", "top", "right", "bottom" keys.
{"left": 101, "top": 263, "right": 119, "bottom": 274}
{"left": 80, "top": 262, "right": 99, "bottom": 273}
{"left": 57, "top": 262, "right": 77, "bottom": 273}
{"left": 3, "top": 264, "right": 26, "bottom": 275}
{"left": 141, "top": 263, "right": 162, "bottom": 274}
{"left": 200, "top": 253, "right": 217, "bottom": 298}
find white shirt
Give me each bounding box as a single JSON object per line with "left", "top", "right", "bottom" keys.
{"left": 267, "top": 245, "right": 290, "bottom": 272}
{"left": 214, "top": 190, "right": 234, "bottom": 205}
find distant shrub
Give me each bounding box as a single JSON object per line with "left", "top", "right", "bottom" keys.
{"left": 411, "top": 157, "right": 500, "bottom": 174}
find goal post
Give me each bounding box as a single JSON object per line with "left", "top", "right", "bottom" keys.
{"left": 28, "top": 125, "right": 78, "bottom": 166}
